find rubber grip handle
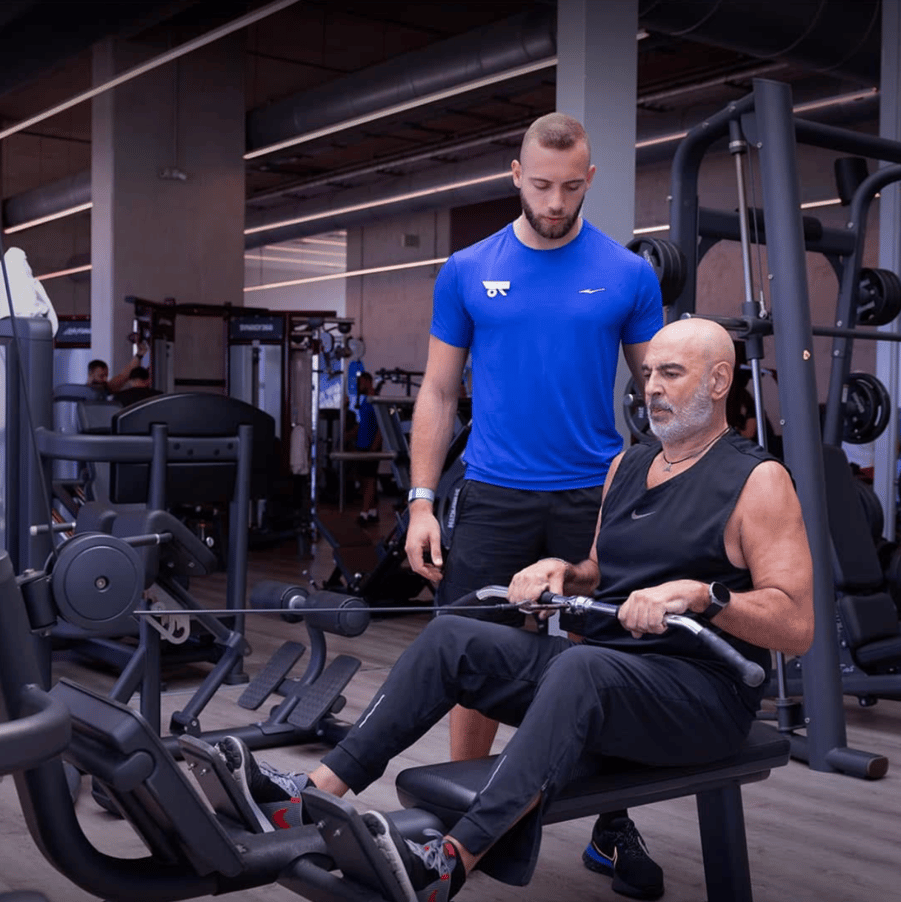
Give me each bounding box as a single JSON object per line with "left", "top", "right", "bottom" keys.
{"left": 538, "top": 591, "right": 765, "bottom": 687}
{"left": 688, "top": 624, "right": 766, "bottom": 687}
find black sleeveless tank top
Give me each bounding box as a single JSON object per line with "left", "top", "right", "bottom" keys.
{"left": 560, "top": 430, "right": 776, "bottom": 686}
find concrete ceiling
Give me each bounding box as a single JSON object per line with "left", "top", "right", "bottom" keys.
{"left": 0, "top": 0, "right": 886, "bottom": 247}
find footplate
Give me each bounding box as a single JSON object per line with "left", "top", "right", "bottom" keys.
{"left": 302, "top": 787, "right": 406, "bottom": 902}
{"left": 178, "top": 734, "right": 266, "bottom": 833}
{"left": 238, "top": 640, "right": 306, "bottom": 710}
{"left": 287, "top": 654, "right": 361, "bottom": 731}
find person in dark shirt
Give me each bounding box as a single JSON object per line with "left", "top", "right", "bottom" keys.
{"left": 86, "top": 341, "right": 149, "bottom": 397}
{"left": 114, "top": 366, "right": 162, "bottom": 407}
{"left": 215, "top": 318, "right": 814, "bottom": 902}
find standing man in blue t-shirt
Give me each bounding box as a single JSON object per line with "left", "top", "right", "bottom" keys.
{"left": 404, "top": 112, "right": 664, "bottom": 899}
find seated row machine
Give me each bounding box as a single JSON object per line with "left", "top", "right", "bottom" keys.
{"left": 0, "top": 546, "right": 790, "bottom": 902}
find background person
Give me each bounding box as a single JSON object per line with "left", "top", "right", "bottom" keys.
{"left": 351, "top": 371, "right": 382, "bottom": 525}
{"left": 86, "top": 340, "right": 149, "bottom": 397}
{"left": 114, "top": 365, "right": 162, "bottom": 407}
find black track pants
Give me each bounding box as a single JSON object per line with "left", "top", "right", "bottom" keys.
{"left": 320, "top": 615, "right": 753, "bottom": 884}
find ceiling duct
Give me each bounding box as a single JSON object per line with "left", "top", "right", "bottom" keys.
{"left": 244, "top": 148, "right": 518, "bottom": 248}
{"left": 638, "top": 0, "right": 882, "bottom": 85}
{"left": 245, "top": 8, "right": 556, "bottom": 153}
{"left": 1, "top": 170, "right": 90, "bottom": 230}
{"left": 3, "top": 10, "right": 553, "bottom": 231}
{"left": 3, "top": 1, "right": 886, "bottom": 241}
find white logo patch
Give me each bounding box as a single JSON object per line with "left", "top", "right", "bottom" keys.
{"left": 579, "top": 288, "right": 606, "bottom": 294}
{"left": 483, "top": 280, "right": 510, "bottom": 297}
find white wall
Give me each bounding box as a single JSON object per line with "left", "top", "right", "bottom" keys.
{"left": 243, "top": 257, "right": 347, "bottom": 314}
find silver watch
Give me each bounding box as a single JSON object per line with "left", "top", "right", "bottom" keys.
{"left": 407, "top": 487, "right": 436, "bottom": 504}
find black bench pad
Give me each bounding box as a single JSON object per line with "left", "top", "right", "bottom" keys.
{"left": 396, "top": 721, "right": 789, "bottom": 826}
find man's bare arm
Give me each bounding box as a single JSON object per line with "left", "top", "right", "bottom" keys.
{"left": 713, "top": 460, "right": 815, "bottom": 656}
{"left": 405, "top": 337, "right": 469, "bottom": 580}
{"left": 618, "top": 461, "right": 815, "bottom": 657}
{"left": 108, "top": 341, "right": 149, "bottom": 393}
{"left": 622, "top": 341, "right": 651, "bottom": 391}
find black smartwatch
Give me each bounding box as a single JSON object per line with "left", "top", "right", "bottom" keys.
{"left": 700, "top": 582, "right": 730, "bottom": 620}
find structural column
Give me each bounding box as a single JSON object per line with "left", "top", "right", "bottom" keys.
{"left": 555, "top": 0, "right": 641, "bottom": 439}
{"left": 556, "top": 0, "right": 639, "bottom": 243}
{"left": 91, "top": 34, "right": 246, "bottom": 385}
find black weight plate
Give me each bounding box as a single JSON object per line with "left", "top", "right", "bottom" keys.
{"left": 843, "top": 372, "right": 891, "bottom": 444}
{"left": 627, "top": 237, "right": 687, "bottom": 306}
{"left": 623, "top": 376, "right": 654, "bottom": 443}
{"left": 857, "top": 268, "right": 901, "bottom": 326}
{"left": 51, "top": 532, "right": 143, "bottom": 631}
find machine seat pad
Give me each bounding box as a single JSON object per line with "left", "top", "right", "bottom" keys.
{"left": 396, "top": 721, "right": 789, "bottom": 827}
{"left": 854, "top": 636, "right": 901, "bottom": 672}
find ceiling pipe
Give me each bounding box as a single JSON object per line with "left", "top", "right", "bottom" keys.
{"left": 244, "top": 8, "right": 556, "bottom": 154}
{"left": 243, "top": 147, "right": 518, "bottom": 248}
{"left": 247, "top": 120, "right": 531, "bottom": 208}
{"left": 4, "top": 84, "right": 880, "bottom": 240}
{"left": 2, "top": 1, "right": 885, "bottom": 234}
{"left": 637, "top": 0, "right": 881, "bottom": 85}
{"left": 2, "top": 10, "right": 551, "bottom": 230}
{"left": 1, "top": 170, "right": 90, "bottom": 229}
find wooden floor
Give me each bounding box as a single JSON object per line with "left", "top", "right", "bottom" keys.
{"left": 1, "top": 503, "right": 899, "bottom": 902}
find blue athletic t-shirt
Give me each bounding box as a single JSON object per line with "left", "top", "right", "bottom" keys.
{"left": 355, "top": 396, "right": 378, "bottom": 450}
{"left": 431, "top": 221, "right": 662, "bottom": 489}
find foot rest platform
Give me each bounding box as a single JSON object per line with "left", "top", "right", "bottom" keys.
{"left": 287, "top": 654, "right": 361, "bottom": 731}
{"left": 178, "top": 734, "right": 269, "bottom": 833}
{"left": 301, "top": 788, "right": 408, "bottom": 902}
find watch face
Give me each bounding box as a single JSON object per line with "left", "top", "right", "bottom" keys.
{"left": 711, "top": 582, "right": 730, "bottom": 604}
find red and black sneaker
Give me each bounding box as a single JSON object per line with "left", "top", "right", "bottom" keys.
{"left": 216, "top": 736, "right": 309, "bottom": 832}
{"left": 362, "top": 810, "right": 465, "bottom": 902}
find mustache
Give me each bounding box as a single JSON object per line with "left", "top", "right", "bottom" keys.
{"left": 648, "top": 399, "right": 673, "bottom": 414}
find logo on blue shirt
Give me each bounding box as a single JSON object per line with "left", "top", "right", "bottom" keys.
{"left": 482, "top": 280, "right": 510, "bottom": 297}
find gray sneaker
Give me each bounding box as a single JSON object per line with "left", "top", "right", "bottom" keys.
{"left": 362, "top": 810, "right": 464, "bottom": 902}
{"left": 216, "top": 736, "right": 309, "bottom": 832}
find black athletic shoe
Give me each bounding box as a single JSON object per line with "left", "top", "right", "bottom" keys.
{"left": 582, "top": 815, "right": 664, "bottom": 900}
{"left": 362, "top": 810, "right": 464, "bottom": 902}
{"left": 216, "top": 736, "right": 309, "bottom": 832}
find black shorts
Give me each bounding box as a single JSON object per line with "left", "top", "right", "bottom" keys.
{"left": 436, "top": 479, "right": 604, "bottom": 624}
{"left": 355, "top": 456, "right": 380, "bottom": 479}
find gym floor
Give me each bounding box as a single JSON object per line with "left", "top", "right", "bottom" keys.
{"left": 1, "top": 497, "right": 898, "bottom": 902}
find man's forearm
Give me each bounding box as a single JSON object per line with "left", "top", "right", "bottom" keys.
{"left": 561, "top": 558, "right": 600, "bottom": 596}
{"left": 409, "top": 387, "right": 459, "bottom": 490}
{"left": 108, "top": 352, "right": 142, "bottom": 393}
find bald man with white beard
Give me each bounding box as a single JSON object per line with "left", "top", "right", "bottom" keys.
{"left": 219, "top": 318, "right": 814, "bottom": 902}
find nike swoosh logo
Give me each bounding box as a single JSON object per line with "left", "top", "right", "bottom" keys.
{"left": 579, "top": 288, "right": 606, "bottom": 294}
{"left": 631, "top": 509, "right": 656, "bottom": 519}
